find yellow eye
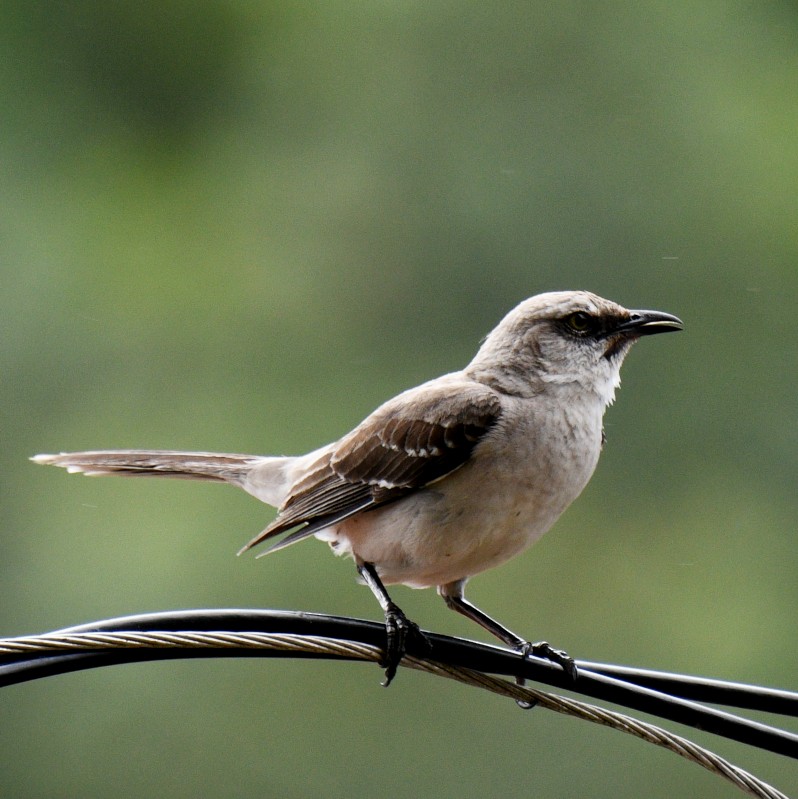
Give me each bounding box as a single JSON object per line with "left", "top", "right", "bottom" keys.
{"left": 566, "top": 311, "right": 593, "bottom": 333}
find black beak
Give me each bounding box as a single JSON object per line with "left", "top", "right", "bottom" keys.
{"left": 615, "top": 310, "right": 683, "bottom": 337}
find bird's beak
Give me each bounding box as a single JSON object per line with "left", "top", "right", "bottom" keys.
{"left": 615, "top": 310, "right": 683, "bottom": 337}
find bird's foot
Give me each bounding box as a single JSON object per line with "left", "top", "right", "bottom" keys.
{"left": 523, "top": 640, "right": 578, "bottom": 681}
{"left": 380, "top": 602, "right": 430, "bottom": 687}
{"left": 514, "top": 640, "right": 577, "bottom": 709}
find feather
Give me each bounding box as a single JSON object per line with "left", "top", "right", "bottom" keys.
{"left": 239, "top": 381, "right": 501, "bottom": 554}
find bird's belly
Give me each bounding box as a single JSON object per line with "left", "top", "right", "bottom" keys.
{"left": 320, "top": 446, "right": 596, "bottom": 588}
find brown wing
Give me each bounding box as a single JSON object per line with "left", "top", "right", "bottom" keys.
{"left": 239, "top": 380, "right": 502, "bottom": 554}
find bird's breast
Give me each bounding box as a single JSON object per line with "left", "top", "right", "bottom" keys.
{"left": 323, "top": 396, "right": 604, "bottom": 588}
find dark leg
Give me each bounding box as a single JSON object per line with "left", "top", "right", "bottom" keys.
{"left": 438, "top": 580, "right": 577, "bottom": 688}
{"left": 357, "top": 561, "right": 427, "bottom": 686}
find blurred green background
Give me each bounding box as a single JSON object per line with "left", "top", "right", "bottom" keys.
{"left": 2, "top": 2, "right": 797, "bottom": 796}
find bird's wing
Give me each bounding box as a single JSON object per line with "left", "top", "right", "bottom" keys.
{"left": 239, "top": 379, "right": 502, "bottom": 554}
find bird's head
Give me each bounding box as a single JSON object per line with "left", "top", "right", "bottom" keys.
{"left": 466, "top": 291, "right": 682, "bottom": 405}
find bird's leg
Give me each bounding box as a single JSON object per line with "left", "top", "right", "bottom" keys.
{"left": 439, "top": 580, "right": 577, "bottom": 706}
{"left": 357, "top": 561, "right": 428, "bottom": 686}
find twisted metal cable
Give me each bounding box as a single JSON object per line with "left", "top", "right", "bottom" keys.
{"left": 0, "top": 629, "right": 789, "bottom": 799}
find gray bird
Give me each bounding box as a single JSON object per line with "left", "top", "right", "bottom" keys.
{"left": 34, "top": 291, "right": 682, "bottom": 684}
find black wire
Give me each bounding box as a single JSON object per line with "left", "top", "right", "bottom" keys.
{"left": 2, "top": 609, "right": 796, "bottom": 760}
{"left": 53, "top": 609, "right": 798, "bottom": 716}
{"left": 580, "top": 661, "right": 798, "bottom": 717}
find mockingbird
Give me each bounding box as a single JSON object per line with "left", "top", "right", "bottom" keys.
{"left": 34, "top": 291, "right": 682, "bottom": 684}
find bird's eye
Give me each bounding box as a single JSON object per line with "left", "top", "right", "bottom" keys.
{"left": 565, "top": 311, "right": 594, "bottom": 333}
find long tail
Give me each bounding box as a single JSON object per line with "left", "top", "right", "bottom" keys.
{"left": 31, "top": 450, "right": 263, "bottom": 486}
{"left": 32, "top": 447, "right": 320, "bottom": 517}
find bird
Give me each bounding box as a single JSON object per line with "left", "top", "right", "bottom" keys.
{"left": 33, "top": 290, "right": 682, "bottom": 685}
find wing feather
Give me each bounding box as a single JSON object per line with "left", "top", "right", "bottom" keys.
{"left": 239, "top": 379, "right": 502, "bottom": 553}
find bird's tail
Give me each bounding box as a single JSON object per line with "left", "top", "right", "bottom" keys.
{"left": 32, "top": 450, "right": 263, "bottom": 487}
{"left": 33, "top": 447, "right": 321, "bottom": 510}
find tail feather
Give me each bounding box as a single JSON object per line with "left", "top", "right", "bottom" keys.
{"left": 31, "top": 450, "right": 260, "bottom": 484}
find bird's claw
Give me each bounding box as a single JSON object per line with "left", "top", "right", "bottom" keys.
{"left": 380, "top": 602, "right": 430, "bottom": 686}
{"left": 514, "top": 640, "right": 577, "bottom": 709}
{"left": 526, "top": 640, "right": 578, "bottom": 681}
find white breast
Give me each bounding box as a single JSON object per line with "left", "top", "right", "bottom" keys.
{"left": 321, "top": 393, "right": 605, "bottom": 588}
